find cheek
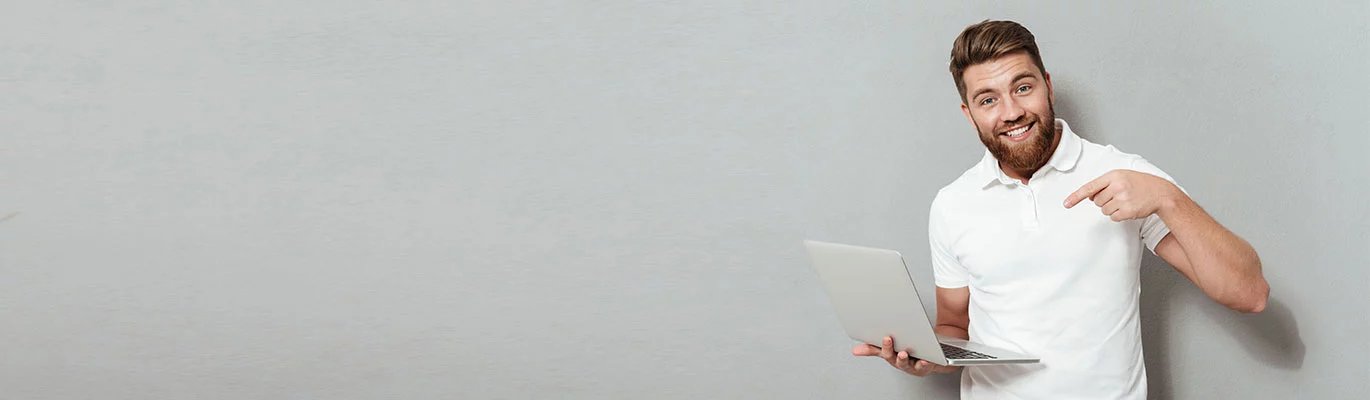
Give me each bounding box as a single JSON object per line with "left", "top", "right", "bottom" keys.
{"left": 974, "top": 111, "right": 998, "bottom": 130}
{"left": 1026, "top": 96, "right": 1053, "bottom": 115}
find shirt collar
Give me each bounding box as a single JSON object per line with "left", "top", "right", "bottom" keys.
{"left": 978, "top": 118, "right": 1083, "bottom": 188}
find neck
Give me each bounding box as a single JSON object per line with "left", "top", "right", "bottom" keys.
{"left": 1001, "top": 121, "right": 1063, "bottom": 184}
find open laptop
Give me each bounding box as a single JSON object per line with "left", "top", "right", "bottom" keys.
{"left": 803, "top": 240, "right": 1039, "bottom": 366}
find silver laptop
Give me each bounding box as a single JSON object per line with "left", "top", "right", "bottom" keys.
{"left": 803, "top": 240, "right": 1039, "bottom": 366}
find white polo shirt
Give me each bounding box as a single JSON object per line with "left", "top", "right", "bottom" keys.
{"left": 929, "top": 119, "right": 1179, "bottom": 400}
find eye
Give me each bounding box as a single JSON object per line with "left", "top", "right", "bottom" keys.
{"left": 1016, "top": 85, "right": 1031, "bottom": 94}
{"left": 980, "top": 97, "right": 996, "bottom": 106}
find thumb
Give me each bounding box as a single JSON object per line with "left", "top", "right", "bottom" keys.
{"left": 853, "top": 344, "right": 881, "bottom": 357}
{"left": 913, "top": 360, "right": 935, "bottom": 375}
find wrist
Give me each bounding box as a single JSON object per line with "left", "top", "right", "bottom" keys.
{"left": 1156, "top": 183, "right": 1188, "bottom": 218}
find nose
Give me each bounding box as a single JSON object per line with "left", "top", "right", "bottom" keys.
{"left": 1000, "top": 96, "right": 1025, "bottom": 124}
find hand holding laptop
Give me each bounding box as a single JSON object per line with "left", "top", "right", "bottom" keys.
{"left": 803, "top": 240, "right": 1039, "bottom": 369}
{"left": 853, "top": 336, "right": 961, "bottom": 377}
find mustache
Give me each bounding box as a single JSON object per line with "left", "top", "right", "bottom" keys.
{"left": 998, "top": 118, "right": 1036, "bottom": 134}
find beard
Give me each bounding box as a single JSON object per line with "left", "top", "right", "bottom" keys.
{"left": 975, "top": 106, "right": 1057, "bottom": 172}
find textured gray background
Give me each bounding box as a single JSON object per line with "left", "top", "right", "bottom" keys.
{"left": 1, "top": 1, "right": 1366, "bottom": 399}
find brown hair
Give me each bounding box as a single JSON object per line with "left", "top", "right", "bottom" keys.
{"left": 949, "top": 20, "right": 1047, "bottom": 103}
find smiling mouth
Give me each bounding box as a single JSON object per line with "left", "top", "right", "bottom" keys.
{"left": 1001, "top": 122, "right": 1033, "bottom": 139}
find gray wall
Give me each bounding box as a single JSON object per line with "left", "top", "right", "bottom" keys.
{"left": 1, "top": 1, "right": 1365, "bottom": 399}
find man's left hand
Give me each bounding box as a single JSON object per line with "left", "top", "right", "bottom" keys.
{"left": 1063, "top": 169, "right": 1180, "bottom": 221}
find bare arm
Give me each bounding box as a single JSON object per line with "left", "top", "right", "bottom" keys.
{"left": 1065, "top": 169, "right": 1270, "bottom": 313}
{"left": 923, "top": 286, "right": 970, "bottom": 373}
{"left": 1152, "top": 195, "right": 1269, "bottom": 313}
{"left": 935, "top": 286, "right": 971, "bottom": 340}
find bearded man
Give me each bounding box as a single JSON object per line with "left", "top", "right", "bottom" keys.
{"left": 851, "top": 20, "right": 1270, "bottom": 400}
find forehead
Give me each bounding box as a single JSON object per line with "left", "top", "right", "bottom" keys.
{"left": 962, "top": 52, "right": 1043, "bottom": 92}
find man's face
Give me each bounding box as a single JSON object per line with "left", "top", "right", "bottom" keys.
{"left": 959, "top": 51, "right": 1057, "bottom": 172}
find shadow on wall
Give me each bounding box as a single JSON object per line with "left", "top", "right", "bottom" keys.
{"left": 840, "top": 346, "right": 963, "bottom": 398}
{"left": 899, "top": 369, "right": 961, "bottom": 399}
{"left": 1139, "top": 252, "right": 1306, "bottom": 400}
{"left": 1049, "top": 77, "right": 1097, "bottom": 142}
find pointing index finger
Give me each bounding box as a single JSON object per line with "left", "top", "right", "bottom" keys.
{"left": 1065, "top": 176, "right": 1110, "bottom": 208}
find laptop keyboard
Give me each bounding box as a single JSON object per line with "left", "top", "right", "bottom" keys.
{"left": 941, "top": 343, "right": 997, "bottom": 360}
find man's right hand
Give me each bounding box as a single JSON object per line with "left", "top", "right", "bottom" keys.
{"left": 852, "top": 336, "right": 960, "bottom": 377}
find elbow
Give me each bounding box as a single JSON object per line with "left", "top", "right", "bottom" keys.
{"left": 1228, "top": 254, "right": 1269, "bottom": 314}
{"left": 1233, "top": 280, "right": 1270, "bottom": 314}
{"left": 1238, "top": 296, "right": 1267, "bottom": 314}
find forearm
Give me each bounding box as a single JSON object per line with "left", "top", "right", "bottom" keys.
{"left": 934, "top": 324, "right": 969, "bottom": 340}
{"left": 1157, "top": 191, "right": 1269, "bottom": 312}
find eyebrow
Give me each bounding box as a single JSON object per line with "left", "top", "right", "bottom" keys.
{"left": 969, "top": 72, "right": 1041, "bottom": 101}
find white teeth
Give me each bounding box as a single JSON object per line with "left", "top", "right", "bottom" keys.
{"left": 1005, "top": 124, "right": 1030, "bottom": 137}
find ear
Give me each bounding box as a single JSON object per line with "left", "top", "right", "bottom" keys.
{"left": 961, "top": 102, "right": 974, "bottom": 127}
{"left": 1044, "top": 71, "right": 1055, "bottom": 105}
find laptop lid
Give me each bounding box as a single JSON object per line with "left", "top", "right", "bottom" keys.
{"left": 803, "top": 240, "right": 949, "bottom": 365}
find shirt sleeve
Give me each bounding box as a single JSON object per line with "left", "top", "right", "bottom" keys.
{"left": 929, "top": 199, "right": 969, "bottom": 288}
{"left": 1127, "top": 157, "right": 1188, "bottom": 254}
